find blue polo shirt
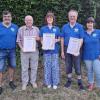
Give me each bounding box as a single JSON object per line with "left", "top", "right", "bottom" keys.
{"left": 82, "top": 29, "right": 100, "bottom": 60}
{"left": 0, "top": 22, "right": 18, "bottom": 49}
{"left": 40, "top": 25, "right": 61, "bottom": 54}
{"left": 61, "top": 22, "right": 84, "bottom": 46}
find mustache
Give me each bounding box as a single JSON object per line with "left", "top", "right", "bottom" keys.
{"left": 4, "top": 19, "right": 11, "bottom": 21}
{"left": 4, "top": 19, "right": 11, "bottom": 20}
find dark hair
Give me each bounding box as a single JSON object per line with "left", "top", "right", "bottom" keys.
{"left": 45, "top": 11, "right": 56, "bottom": 25}
{"left": 2, "top": 10, "right": 12, "bottom": 16}
{"left": 86, "top": 17, "right": 95, "bottom": 23}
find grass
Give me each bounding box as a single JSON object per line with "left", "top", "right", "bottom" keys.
{"left": 0, "top": 59, "right": 100, "bottom": 100}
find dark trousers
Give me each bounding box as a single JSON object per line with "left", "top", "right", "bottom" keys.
{"left": 64, "top": 46, "right": 81, "bottom": 75}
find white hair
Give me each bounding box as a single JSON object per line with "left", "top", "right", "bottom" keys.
{"left": 68, "top": 10, "right": 78, "bottom": 17}
{"left": 25, "top": 15, "right": 33, "bottom": 21}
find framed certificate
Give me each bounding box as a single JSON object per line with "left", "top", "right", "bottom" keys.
{"left": 23, "top": 36, "right": 36, "bottom": 52}
{"left": 42, "top": 33, "right": 55, "bottom": 50}
{"left": 67, "top": 37, "right": 82, "bottom": 56}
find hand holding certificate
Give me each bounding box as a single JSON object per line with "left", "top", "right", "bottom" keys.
{"left": 67, "top": 37, "right": 82, "bottom": 56}
{"left": 42, "top": 33, "right": 55, "bottom": 50}
{"left": 23, "top": 36, "right": 36, "bottom": 52}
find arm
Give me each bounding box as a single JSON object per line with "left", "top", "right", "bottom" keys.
{"left": 17, "top": 42, "right": 23, "bottom": 51}
{"left": 79, "top": 25, "right": 84, "bottom": 49}
{"left": 39, "top": 27, "right": 43, "bottom": 45}
{"left": 80, "top": 38, "right": 83, "bottom": 48}
{"left": 55, "top": 37, "right": 61, "bottom": 42}
{"left": 35, "top": 34, "right": 40, "bottom": 41}
{"left": 55, "top": 27, "right": 61, "bottom": 43}
{"left": 16, "top": 28, "right": 23, "bottom": 51}
{"left": 61, "top": 37, "right": 65, "bottom": 59}
{"left": 35, "top": 27, "right": 40, "bottom": 41}
{"left": 60, "top": 26, "right": 65, "bottom": 59}
{"left": 40, "top": 37, "right": 43, "bottom": 45}
{"left": 98, "top": 30, "right": 100, "bottom": 60}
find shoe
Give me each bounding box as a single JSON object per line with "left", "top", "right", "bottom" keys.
{"left": 88, "top": 84, "right": 94, "bottom": 91}
{"left": 78, "top": 83, "right": 85, "bottom": 91}
{"left": 22, "top": 84, "right": 27, "bottom": 90}
{"left": 9, "top": 81, "right": 17, "bottom": 90}
{"left": 0, "top": 87, "right": 3, "bottom": 95}
{"left": 47, "top": 85, "right": 51, "bottom": 88}
{"left": 32, "top": 83, "right": 37, "bottom": 88}
{"left": 65, "top": 80, "right": 71, "bottom": 88}
{"left": 77, "top": 79, "right": 85, "bottom": 91}
{"left": 53, "top": 85, "right": 57, "bottom": 89}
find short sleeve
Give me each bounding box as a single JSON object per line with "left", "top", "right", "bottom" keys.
{"left": 98, "top": 30, "right": 100, "bottom": 55}
{"left": 56, "top": 27, "right": 61, "bottom": 37}
{"left": 15, "top": 25, "right": 19, "bottom": 33}
{"left": 60, "top": 26, "right": 65, "bottom": 37}
{"left": 39, "top": 27, "right": 43, "bottom": 37}
{"left": 79, "top": 25, "right": 85, "bottom": 39}
{"left": 98, "top": 30, "right": 100, "bottom": 39}
{"left": 35, "top": 27, "right": 40, "bottom": 36}
{"left": 16, "top": 28, "right": 22, "bottom": 42}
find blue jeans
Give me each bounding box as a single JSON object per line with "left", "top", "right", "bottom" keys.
{"left": 43, "top": 53, "right": 60, "bottom": 86}
{"left": 0, "top": 49, "right": 16, "bottom": 72}
{"left": 84, "top": 59, "right": 100, "bottom": 87}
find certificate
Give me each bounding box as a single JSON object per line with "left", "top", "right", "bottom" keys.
{"left": 42, "top": 33, "right": 55, "bottom": 50}
{"left": 23, "top": 36, "right": 36, "bottom": 52}
{"left": 67, "top": 37, "right": 82, "bottom": 56}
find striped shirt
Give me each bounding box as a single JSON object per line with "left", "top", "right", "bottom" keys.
{"left": 17, "top": 25, "right": 39, "bottom": 47}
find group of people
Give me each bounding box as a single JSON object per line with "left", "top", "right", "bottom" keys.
{"left": 0, "top": 9, "right": 100, "bottom": 95}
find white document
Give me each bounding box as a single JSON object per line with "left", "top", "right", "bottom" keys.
{"left": 67, "top": 37, "right": 82, "bottom": 56}
{"left": 42, "top": 33, "right": 55, "bottom": 50}
{"left": 23, "top": 36, "right": 36, "bottom": 52}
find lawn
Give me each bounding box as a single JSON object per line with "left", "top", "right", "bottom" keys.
{"left": 0, "top": 58, "right": 100, "bottom": 100}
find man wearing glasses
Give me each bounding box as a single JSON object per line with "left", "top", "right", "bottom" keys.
{"left": 61, "top": 10, "right": 84, "bottom": 90}
{"left": 0, "top": 11, "right": 18, "bottom": 94}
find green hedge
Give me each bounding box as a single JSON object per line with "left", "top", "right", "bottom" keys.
{"left": 0, "top": 0, "right": 99, "bottom": 28}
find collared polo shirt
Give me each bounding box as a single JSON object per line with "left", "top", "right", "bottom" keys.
{"left": 40, "top": 25, "right": 61, "bottom": 54}
{"left": 0, "top": 22, "right": 18, "bottom": 49}
{"left": 17, "top": 25, "right": 39, "bottom": 47}
{"left": 82, "top": 29, "right": 100, "bottom": 60}
{"left": 61, "top": 22, "right": 84, "bottom": 46}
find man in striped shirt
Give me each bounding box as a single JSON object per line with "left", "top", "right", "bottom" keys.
{"left": 17, "top": 15, "right": 40, "bottom": 90}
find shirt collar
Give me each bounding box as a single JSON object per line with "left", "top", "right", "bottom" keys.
{"left": 86, "top": 29, "right": 95, "bottom": 35}
{"left": 68, "top": 22, "right": 77, "bottom": 28}
{"left": 25, "top": 26, "right": 34, "bottom": 30}
{"left": 2, "top": 22, "right": 12, "bottom": 28}
{"left": 46, "top": 25, "right": 55, "bottom": 29}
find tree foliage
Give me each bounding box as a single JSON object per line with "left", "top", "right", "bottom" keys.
{"left": 0, "top": 0, "right": 99, "bottom": 28}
